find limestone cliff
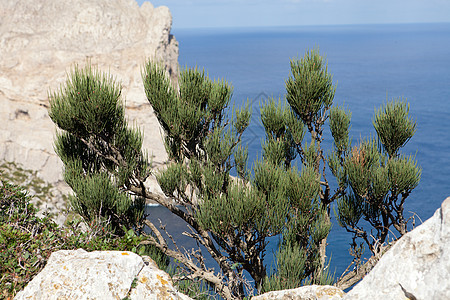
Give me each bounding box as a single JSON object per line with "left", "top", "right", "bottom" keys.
{"left": 0, "top": 0, "right": 178, "bottom": 214}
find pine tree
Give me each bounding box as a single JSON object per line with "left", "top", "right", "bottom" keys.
{"left": 48, "top": 49, "right": 420, "bottom": 299}
{"left": 49, "top": 65, "right": 149, "bottom": 234}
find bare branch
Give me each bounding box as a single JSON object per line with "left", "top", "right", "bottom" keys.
{"left": 143, "top": 219, "right": 167, "bottom": 248}
{"left": 139, "top": 238, "right": 235, "bottom": 300}
{"left": 336, "top": 242, "right": 394, "bottom": 290}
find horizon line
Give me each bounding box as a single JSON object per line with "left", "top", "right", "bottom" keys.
{"left": 171, "top": 21, "right": 450, "bottom": 31}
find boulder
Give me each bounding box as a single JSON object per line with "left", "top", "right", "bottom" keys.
{"left": 14, "top": 249, "right": 192, "bottom": 300}
{"left": 252, "top": 285, "right": 344, "bottom": 300}
{"left": 0, "top": 0, "right": 178, "bottom": 217}
{"left": 344, "top": 196, "right": 450, "bottom": 299}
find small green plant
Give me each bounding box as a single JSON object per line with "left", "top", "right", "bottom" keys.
{"left": 0, "top": 179, "right": 59, "bottom": 298}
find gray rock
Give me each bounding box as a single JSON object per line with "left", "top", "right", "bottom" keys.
{"left": 14, "top": 249, "right": 192, "bottom": 300}
{"left": 344, "top": 197, "right": 450, "bottom": 300}
{"left": 252, "top": 285, "right": 345, "bottom": 300}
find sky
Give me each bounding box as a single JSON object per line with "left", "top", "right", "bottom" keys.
{"left": 137, "top": 0, "right": 450, "bottom": 29}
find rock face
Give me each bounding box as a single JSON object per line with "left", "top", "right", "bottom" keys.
{"left": 14, "top": 249, "right": 192, "bottom": 300}
{"left": 344, "top": 196, "right": 450, "bottom": 300}
{"left": 252, "top": 285, "right": 344, "bottom": 300}
{"left": 0, "top": 0, "right": 177, "bottom": 214}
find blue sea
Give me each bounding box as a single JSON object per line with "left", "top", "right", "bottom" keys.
{"left": 147, "top": 23, "right": 450, "bottom": 281}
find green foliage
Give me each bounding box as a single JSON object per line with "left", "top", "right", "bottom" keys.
{"left": 251, "top": 161, "right": 290, "bottom": 234}
{"left": 144, "top": 61, "right": 284, "bottom": 295}
{"left": 233, "top": 100, "right": 252, "bottom": 135}
{"left": 286, "top": 49, "right": 336, "bottom": 128}
{"left": 333, "top": 99, "right": 421, "bottom": 254}
{"left": 262, "top": 167, "right": 331, "bottom": 291}
{"left": 0, "top": 180, "right": 48, "bottom": 298}
{"left": 262, "top": 241, "right": 334, "bottom": 293}
{"left": 373, "top": 99, "right": 416, "bottom": 157}
{"left": 262, "top": 243, "right": 308, "bottom": 292}
{"left": 143, "top": 62, "right": 232, "bottom": 162}
{"left": 65, "top": 160, "right": 145, "bottom": 234}
{"left": 387, "top": 154, "right": 421, "bottom": 197}
{"left": 144, "top": 50, "right": 420, "bottom": 295}
{"left": 197, "top": 182, "right": 265, "bottom": 235}
{"left": 329, "top": 105, "right": 352, "bottom": 155}
{"left": 167, "top": 265, "right": 217, "bottom": 300}
{"left": 259, "top": 49, "right": 336, "bottom": 291}
{"left": 260, "top": 98, "right": 298, "bottom": 167}
{"left": 49, "top": 64, "right": 125, "bottom": 139}
{"left": 0, "top": 162, "right": 57, "bottom": 210}
{"left": 143, "top": 60, "right": 330, "bottom": 294}
{"left": 234, "top": 144, "right": 250, "bottom": 180}
{"left": 46, "top": 65, "right": 169, "bottom": 296}
{"left": 175, "top": 279, "right": 216, "bottom": 300}
{"left": 260, "top": 49, "right": 420, "bottom": 292}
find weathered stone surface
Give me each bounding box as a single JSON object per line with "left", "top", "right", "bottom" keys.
{"left": 252, "top": 285, "right": 344, "bottom": 300}
{"left": 130, "top": 256, "right": 192, "bottom": 300}
{"left": 344, "top": 197, "right": 450, "bottom": 300}
{"left": 0, "top": 0, "right": 177, "bottom": 218}
{"left": 14, "top": 249, "right": 192, "bottom": 300}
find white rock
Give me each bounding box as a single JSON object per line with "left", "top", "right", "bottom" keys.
{"left": 252, "top": 285, "right": 345, "bottom": 300}
{"left": 344, "top": 196, "right": 450, "bottom": 300}
{"left": 14, "top": 249, "right": 192, "bottom": 300}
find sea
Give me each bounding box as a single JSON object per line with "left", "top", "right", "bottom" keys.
{"left": 146, "top": 23, "right": 450, "bottom": 282}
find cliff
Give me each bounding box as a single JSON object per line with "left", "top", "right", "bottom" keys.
{"left": 0, "top": 0, "right": 177, "bottom": 216}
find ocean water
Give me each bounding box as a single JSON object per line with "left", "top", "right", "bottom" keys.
{"left": 147, "top": 23, "right": 450, "bottom": 280}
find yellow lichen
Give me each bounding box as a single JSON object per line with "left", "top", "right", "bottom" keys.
{"left": 121, "top": 252, "right": 129, "bottom": 255}
{"left": 156, "top": 274, "right": 168, "bottom": 285}
{"left": 317, "top": 287, "right": 345, "bottom": 297}
{"left": 140, "top": 276, "right": 148, "bottom": 284}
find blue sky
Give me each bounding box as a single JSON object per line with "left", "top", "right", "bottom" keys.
{"left": 137, "top": 0, "right": 450, "bottom": 29}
